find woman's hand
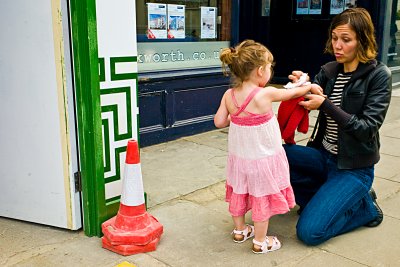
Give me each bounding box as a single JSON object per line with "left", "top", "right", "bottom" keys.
{"left": 299, "top": 94, "right": 326, "bottom": 111}
{"left": 310, "top": 83, "right": 325, "bottom": 97}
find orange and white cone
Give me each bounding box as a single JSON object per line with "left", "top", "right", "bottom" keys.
{"left": 101, "top": 140, "right": 163, "bottom": 256}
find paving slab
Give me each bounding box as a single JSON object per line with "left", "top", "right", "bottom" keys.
{"left": 140, "top": 139, "right": 226, "bottom": 207}
{"left": 0, "top": 217, "right": 169, "bottom": 267}
{"left": 285, "top": 250, "right": 365, "bottom": 267}
{"left": 183, "top": 128, "right": 229, "bottom": 152}
{"left": 375, "top": 153, "right": 400, "bottom": 180}
{"left": 380, "top": 120, "right": 400, "bottom": 137}
{"left": 380, "top": 135, "right": 400, "bottom": 157}
{"left": 320, "top": 216, "right": 400, "bottom": 267}
{"left": 137, "top": 199, "right": 308, "bottom": 267}
{"left": 372, "top": 176, "right": 400, "bottom": 200}
{"left": 379, "top": 185, "right": 400, "bottom": 219}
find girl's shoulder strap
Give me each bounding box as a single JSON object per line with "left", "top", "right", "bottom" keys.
{"left": 234, "top": 87, "right": 262, "bottom": 115}
{"left": 243, "top": 87, "right": 262, "bottom": 105}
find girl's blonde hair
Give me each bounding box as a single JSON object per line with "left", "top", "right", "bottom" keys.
{"left": 325, "top": 7, "right": 377, "bottom": 63}
{"left": 220, "top": 39, "right": 274, "bottom": 87}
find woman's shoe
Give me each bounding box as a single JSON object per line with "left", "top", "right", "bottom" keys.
{"left": 365, "top": 188, "right": 383, "bottom": 227}
{"left": 252, "top": 236, "right": 281, "bottom": 254}
{"left": 232, "top": 224, "right": 254, "bottom": 243}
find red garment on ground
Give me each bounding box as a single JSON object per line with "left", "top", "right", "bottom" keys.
{"left": 277, "top": 97, "right": 309, "bottom": 144}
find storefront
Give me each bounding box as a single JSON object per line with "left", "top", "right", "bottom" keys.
{"left": 137, "top": 0, "right": 400, "bottom": 147}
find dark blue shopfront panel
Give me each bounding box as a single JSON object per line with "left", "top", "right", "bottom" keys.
{"left": 138, "top": 74, "right": 230, "bottom": 147}
{"left": 139, "top": 90, "right": 165, "bottom": 128}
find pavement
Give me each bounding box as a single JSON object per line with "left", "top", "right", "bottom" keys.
{"left": 1, "top": 90, "right": 400, "bottom": 267}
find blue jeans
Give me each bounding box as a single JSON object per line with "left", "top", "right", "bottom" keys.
{"left": 283, "top": 144, "right": 378, "bottom": 246}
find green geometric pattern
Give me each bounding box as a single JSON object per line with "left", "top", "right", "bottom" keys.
{"left": 99, "top": 56, "right": 138, "bottom": 202}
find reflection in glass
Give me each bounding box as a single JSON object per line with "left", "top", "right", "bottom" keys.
{"left": 387, "top": 0, "right": 400, "bottom": 68}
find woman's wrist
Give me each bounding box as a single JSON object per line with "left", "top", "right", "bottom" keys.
{"left": 317, "top": 97, "right": 327, "bottom": 110}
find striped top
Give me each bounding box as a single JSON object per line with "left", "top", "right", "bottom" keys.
{"left": 322, "top": 72, "right": 352, "bottom": 154}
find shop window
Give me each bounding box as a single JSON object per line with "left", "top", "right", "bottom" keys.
{"left": 291, "top": 0, "right": 356, "bottom": 20}
{"left": 387, "top": 0, "right": 400, "bottom": 68}
{"left": 136, "top": 0, "right": 231, "bottom": 75}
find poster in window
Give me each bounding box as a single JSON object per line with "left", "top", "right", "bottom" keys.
{"left": 200, "top": 7, "right": 217, "bottom": 39}
{"left": 296, "top": 0, "right": 309, "bottom": 15}
{"left": 309, "top": 0, "right": 322, "bottom": 15}
{"left": 167, "top": 4, "right": 185, "bottom": 39}
{"left": 147, "top": 3, "right": 167, "bottom": 39}
{"left": 344, "top": 0, "right": 357, "bottom": 9}
{"left": 261, "top": 0, "right": 271, "bottom": 16}
{"left": 330, "top": 0, "right": 344, "bottom": 15}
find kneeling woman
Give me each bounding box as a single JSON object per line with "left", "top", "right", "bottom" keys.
{"left": 285, "top": 7, "right": 392, "bottom": 245}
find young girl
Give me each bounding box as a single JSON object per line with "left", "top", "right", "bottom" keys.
{"left": 214, "top": 40, "right": 323, "bottom": 254}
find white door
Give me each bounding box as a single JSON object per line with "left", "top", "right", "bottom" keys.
{"left": 0, "top": 0, "right": 81, "bottom": 229}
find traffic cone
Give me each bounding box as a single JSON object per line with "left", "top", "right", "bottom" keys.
{"left": 101, "top": 140, "right": 163, "bottom": 256}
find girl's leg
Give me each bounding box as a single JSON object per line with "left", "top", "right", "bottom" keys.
{"left": 232, "top": 215, "right": 252, "bottom": 241}
{"left": 254, "top": 220, "right": 269, "bottom": 243}
{"left": 296, "top": 156, "right": 376, "bottom": 246}
{"left": 232, "top": 215, "right": 246, "bottom": 231}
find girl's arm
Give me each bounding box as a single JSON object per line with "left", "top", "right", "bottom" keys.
{"left": 214, "top": 91, "right": 230, "bottom": 128}
{"left": 267, "top": 84, "right": 323, "bottom": 103}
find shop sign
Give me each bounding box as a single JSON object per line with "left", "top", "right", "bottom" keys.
{"left": 137, "top": 41, "right": 230, "bottom": 72}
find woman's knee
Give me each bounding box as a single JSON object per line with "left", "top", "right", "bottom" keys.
{"left": 296, "top": 219, "right": 326, "bottom": 246}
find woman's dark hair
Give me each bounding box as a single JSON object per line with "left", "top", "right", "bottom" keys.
{"left": 325, "top": 8, "right": 378, "bottom": 63}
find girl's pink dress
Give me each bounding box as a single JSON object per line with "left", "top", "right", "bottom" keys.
{"left": 226, "top": 87, "right": 296, "bottom": 222}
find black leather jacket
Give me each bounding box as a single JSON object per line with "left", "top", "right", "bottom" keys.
{"left": 312, "top": 60, "right": 392, "bottom": 169}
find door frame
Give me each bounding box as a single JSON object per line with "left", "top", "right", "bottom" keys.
{"left": 70, "top": 0, "right": 140, "bottom": 237}
{"left": 69, "top": 0, "right": 105, "bottom": 236}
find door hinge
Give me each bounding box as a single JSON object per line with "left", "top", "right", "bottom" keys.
{"left": 74, "top": 171, "right": 82, "bottom": 192}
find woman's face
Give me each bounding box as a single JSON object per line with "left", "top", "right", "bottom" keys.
{"left": 331, "top": 24, "right": 359, "bottom": 71}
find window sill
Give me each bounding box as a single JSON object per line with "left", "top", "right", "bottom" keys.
{"left": 138, "top": 67, "right": 224, "bottom": 83}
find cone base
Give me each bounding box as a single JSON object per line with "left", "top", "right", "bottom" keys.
{"left": 102, "top": 236, "right": 160, "bottom": 256}
{"left": 102, "top": 213, "right": 163, "bottom": 245}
